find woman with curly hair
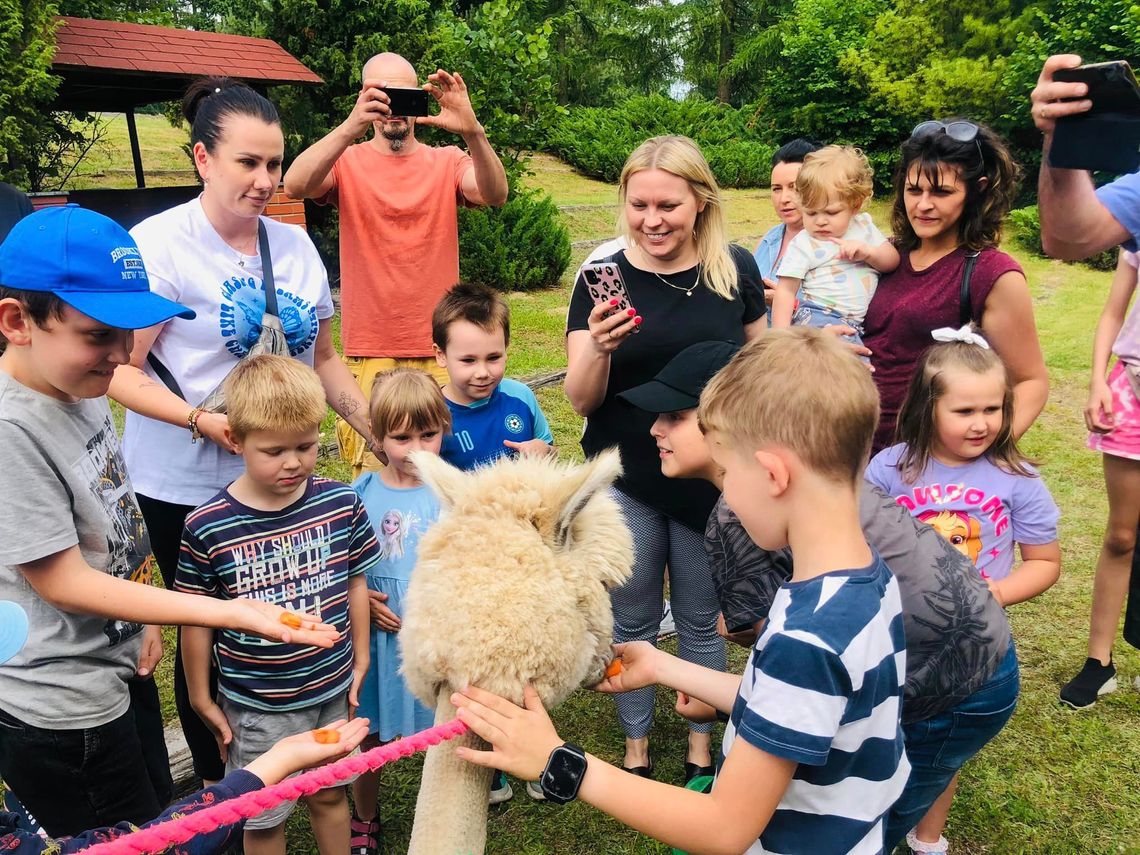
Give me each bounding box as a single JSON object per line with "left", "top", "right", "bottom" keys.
{"left": 863, "top": 120, "right": 1049, "bottom": 452}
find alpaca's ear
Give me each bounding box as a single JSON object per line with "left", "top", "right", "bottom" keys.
{"left": 410, "top": 452, "right": 465, "bottom": 509}
{"left": 555, "top": 448, "right": 623, "bottom": 548}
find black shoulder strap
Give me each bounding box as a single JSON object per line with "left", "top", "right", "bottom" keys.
{"left": 146, "top": 351, "right": 185, "bottom": 400}
{"left": 959, "top": 250, "right": 981, "bottom": 327}
{"left": 258, "top": 219, "right": 279, "bottom": 317}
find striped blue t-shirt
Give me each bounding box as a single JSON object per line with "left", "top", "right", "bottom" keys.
{"left": 720, "top": 554, "right": 910, "bottom": 854}
{"left": 175, "top": 476, "right": 381, "bottom": 711}
{"left": 441, "top": 378, "right": 553, "bottom": 471}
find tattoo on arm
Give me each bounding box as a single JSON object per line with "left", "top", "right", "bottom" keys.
{"left": 336, "top": 392, "right": 361, "bottom": 417}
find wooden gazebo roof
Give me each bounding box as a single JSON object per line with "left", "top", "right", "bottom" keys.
{"left": 51, "top": 16, "right": 323, "bottom": 112}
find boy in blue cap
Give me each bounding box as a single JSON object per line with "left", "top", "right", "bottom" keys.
{"left": 0, "top": 206, "right": 340, "bottom": 836}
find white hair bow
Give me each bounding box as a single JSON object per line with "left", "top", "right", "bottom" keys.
{"left": 930, "top": 324, "right": 990, "bottom": 349}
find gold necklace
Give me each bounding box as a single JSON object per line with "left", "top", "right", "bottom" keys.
{"left": 638, "top": 245, "right": 702, "bottom": 297}
{"left": 649, "top": 262, "right": 702, "bottom": 296}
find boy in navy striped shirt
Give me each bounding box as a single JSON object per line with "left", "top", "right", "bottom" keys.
{"left": 432, "top": 282, "right": 554, "bottom": 470}
{"left": 451, "top": 327, "right": 909, "bottom": 855}
{"left": 176, "top": 355, "right": 379, "bottom": 855}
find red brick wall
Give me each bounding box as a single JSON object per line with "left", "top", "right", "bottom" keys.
{"left": 27, "top": 186, "right": 307, "bottom": 229}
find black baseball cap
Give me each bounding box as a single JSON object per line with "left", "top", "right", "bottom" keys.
{"left": 618, "top": 340, "right": 741, "bottom": 413}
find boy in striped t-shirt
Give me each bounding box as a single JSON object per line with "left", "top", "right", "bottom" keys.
{"left": 451, "top": 328, "right": 908, "bottom": 855}
{"left": 176, "top": 356, "right": 379, "bottom": 855}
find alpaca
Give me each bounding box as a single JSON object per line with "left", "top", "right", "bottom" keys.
{"left": 399, "top": 449, "right": 633, "bottom": 855}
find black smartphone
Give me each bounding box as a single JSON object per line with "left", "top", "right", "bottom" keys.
{"left": 380, "top": 86, "right": 431, "bottom": 118}
{"left": 1054, "top": 61, "right": 1140, "bottom": 114}
{"left": 1050, "top": 61, "right": 1140, "bottom": 173}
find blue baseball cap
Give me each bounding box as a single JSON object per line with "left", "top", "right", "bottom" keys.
{"left": 0, "top": 205, "right": 195, "bottom": 329}
{"left": 0, "top": 601, "right": 28, "bottom": 666}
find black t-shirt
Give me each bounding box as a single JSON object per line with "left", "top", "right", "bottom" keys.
{"left": 567, "top": 244, "right": 764, "bottom": 532}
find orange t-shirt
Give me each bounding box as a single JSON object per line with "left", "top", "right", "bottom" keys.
{"left": 320, "top": 142, "right": 473, "bottom": 357}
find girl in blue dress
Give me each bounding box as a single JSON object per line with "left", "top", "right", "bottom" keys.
{"left": 348, "top": 368, "right": 451, "bottom": 855}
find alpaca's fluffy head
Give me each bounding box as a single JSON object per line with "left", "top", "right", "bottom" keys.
{"left": 399, "top": 449, "right": 633, "bottom": 708}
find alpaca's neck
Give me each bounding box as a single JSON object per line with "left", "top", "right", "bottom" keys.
{"left": 407, "top": 693, "right": 493, "bottom": 855}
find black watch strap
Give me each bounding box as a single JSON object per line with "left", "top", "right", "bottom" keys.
{"left": 540, "top": 742, "right": 588, "bottom": 804}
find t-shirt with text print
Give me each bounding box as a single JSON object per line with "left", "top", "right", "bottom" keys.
{"left": 865, "top": 444, "right": 1059, "bottom": 581}
{"left": 125, "top": 198, "right": 336, "bottom": 507}
{"left": 441, "top": 378, "right": 553, "bottom": 471}
{"left": 175, "top": 476, "right": 381, "bottom": 711}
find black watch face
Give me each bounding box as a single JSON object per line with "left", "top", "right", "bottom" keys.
{"left": 543, "top": 745, "right": 586, "bottom": 802}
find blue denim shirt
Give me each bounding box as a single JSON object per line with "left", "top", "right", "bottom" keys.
{"left": 753, "top": 223, "right": 786, "bottom": 283}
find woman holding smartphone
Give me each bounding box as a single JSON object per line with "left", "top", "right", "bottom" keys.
{"left": 564, "top": 135, "right": 765, "bottom": 783}
{"left": 108, "top": 77, "right": 373, "bottom": 787}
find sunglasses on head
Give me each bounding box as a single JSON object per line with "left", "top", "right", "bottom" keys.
{"left": 910, "top": 120, "right": 985, "bottom": 167}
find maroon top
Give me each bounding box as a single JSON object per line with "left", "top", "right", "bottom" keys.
{"left": 864, "top": 246, "right": 1023, "bottom": 452}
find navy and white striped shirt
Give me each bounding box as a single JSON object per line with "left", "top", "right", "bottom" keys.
{"left": 720, "top": 554, "right": 909, "bottom": 854}
{"left": 175, "top": 477, "right": 381, "bottom": 711}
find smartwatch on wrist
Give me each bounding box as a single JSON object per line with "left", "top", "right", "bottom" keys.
{"left": 539, "top": 742, "right": 588, "bottom": 804}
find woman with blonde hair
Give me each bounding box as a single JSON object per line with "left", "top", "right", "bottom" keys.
{"left": 564, "top": 135, "right": 765, "bottom": 783}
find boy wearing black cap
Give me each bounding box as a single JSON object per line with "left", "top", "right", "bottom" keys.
{"left": 0, "top": 207, "right": 339, "bottom": 836}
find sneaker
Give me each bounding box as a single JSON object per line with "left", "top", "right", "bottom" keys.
{"left": 525, "top": 779, "right": 546, "bottom": 801}
{"left": 350, "top": 813, "right": 381, "bottom": 855}
{"left": 489, "top": 770, "right": 514, "bottom": 804}
{"left": 906, "top": 830, "right": 949, "bottom": 854}
{"left": 1060, "top": 657, "right": 1117, "bottom": 709}
{"left": 658, "top": 599, "right": 676, "bottom": 640}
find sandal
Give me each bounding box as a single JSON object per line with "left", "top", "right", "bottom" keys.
{"left": 350, "top": 813, "right": 381, "bottom": 855}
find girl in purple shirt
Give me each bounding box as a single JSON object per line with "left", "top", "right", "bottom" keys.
{"left": 866, "top": 333, "right": 1060, "bottom": 855}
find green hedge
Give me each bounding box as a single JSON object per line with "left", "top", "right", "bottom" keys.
{"left": 458, "top": 186, "right": 571, "bottom": 292}
{"left": 547, "top": 96, "right": 775, "bottom": 188}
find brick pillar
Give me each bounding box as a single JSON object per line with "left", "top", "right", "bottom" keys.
{"left": 28, "top": 192, "right": 71, "bottom": 210}
{"left": 265, "top": 186, "right": 307, "bottom": 229}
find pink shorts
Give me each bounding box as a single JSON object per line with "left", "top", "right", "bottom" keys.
{"left": 1088, "top": 361, "right": 1140, "bottom": 460}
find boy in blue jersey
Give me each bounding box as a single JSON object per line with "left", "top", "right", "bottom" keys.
{"left": 176, "top": 355, "right": 380, "bottom": 855}
{"left": 451, "top": 328, "right": 909, "bottom": 855}
{"left": 432, "top": 282, "right": 554, "bottom": 469}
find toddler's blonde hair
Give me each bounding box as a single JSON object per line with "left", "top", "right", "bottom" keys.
{"left": 796, "top": 145, "right": 874, "bottom": 212}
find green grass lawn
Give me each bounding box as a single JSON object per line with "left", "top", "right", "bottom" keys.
{"left": 75, "top": 131, "right": 1139, "bottom": 853}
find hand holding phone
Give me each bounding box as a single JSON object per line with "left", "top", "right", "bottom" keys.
{"left": 1049, "top": 61, "right": 1140, "bottom": 173}
{"left": 582, "top": 263, "right": 640, "bottom": 334}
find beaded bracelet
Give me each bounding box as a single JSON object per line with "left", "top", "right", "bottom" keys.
{"left": 187, "top": 407, "right": 204, "bottom": 443}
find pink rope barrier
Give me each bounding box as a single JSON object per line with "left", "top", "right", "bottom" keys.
{"left": 79, "top": 718, "right": 470, "bottom": 855}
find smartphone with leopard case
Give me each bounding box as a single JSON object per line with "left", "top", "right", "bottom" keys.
{"left": 582, "top": 262, "right": 640, "bottom": 333}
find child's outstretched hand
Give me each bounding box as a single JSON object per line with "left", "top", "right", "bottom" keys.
{"left": 244, "top": 718, "right": 370, "bottom": 786}
{"left": 675, "top": 691, "right": 719, "bottom": 723}
{"left": 368, "top": 590, "right": 401, "bottom": 632}
{"left": 592, "top": 641, "right": 662, "bottom": 694}
{"left": 452, "top": 684, "right": 561, "bottom": 782}
{"left": 227, "top": 599, "right": 340, "bottom": 648}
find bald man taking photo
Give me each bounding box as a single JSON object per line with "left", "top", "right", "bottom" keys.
{"left": 285, "top": 54, "right": 508, "bottom": 477}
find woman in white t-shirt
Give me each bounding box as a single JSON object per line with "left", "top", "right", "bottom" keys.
{"left": 108, "top": 77, "right": 373, "bottom": 785}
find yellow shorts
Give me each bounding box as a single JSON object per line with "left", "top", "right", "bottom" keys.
{"left": 337, "top": 356, "right": 450, "bottom": 478}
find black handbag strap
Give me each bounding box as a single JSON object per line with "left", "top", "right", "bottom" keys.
{"left": 959, "top": 250, "right": 981, "bottom": 327}
{"left": 257, "top": 219, "right": 279, "bottom": 317}
{"left": 146, "top": 219, "right": 279, "bottom": 398}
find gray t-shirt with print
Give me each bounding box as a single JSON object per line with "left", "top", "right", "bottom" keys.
{"left": 705, "top": 482, "right": 1011, "bottom": 724}
{"left": 0, "top": 372, "right": 148, "bottom": 729}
